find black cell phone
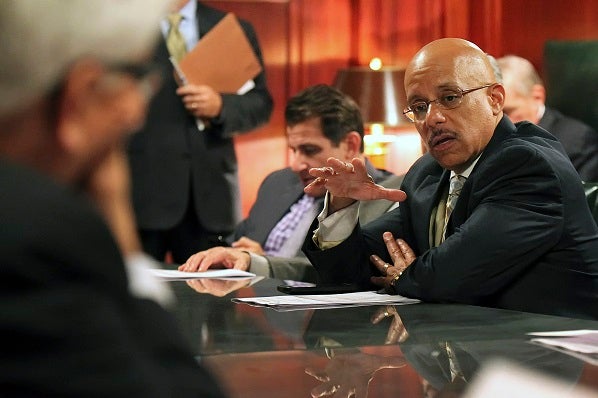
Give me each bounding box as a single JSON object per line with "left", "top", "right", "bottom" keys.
{"left": 277, "top": 284, "right": 360, "bottom": 295}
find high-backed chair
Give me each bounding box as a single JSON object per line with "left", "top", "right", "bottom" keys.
{"left": 543, "top": 40, "right": 598, "bottom": 133}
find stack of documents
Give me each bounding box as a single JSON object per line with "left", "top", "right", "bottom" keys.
{"left": 232, "top": 291, "right": 420, "bottom": 312}
{"left": 150, "top": 269, "right": 256, "bottom": 281}
{"left": 528, "top": 329, "right": 598, "bottom": 365}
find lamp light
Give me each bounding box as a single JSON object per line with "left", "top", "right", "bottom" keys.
{"left": 333, "top": 65, "right": 409, "bottom": 127}
{"left": 333, "top": 64, "right": 420, "bottom": 172}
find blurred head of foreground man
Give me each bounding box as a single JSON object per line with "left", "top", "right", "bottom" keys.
{"left": 0, "top": 1, "right": 226, "bottom": 396}
{"left": 302, "top": 38, "right": 598, "bottom": 320}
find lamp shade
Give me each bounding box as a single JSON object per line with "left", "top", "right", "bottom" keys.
{"left": 333, "top": 67, "right": 409, "bottom": 126}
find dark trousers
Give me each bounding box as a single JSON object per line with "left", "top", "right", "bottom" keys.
{"left": 139, "top": 200, "right": 230, "bottom": 265}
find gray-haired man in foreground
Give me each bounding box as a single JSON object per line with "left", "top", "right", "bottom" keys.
{"left": 0, "top": 1, "right": 225, "bottom": 396}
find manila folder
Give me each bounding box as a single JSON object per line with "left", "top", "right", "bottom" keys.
{"left": 179, "top": 13, "right": 262, "bottom": 93}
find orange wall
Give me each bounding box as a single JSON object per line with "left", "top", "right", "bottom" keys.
{"left": 205, "top": 0, "right": 598, "bottom": 217}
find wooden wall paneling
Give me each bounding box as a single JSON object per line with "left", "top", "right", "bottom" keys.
{"left": 500, "top": 0, "right": 598, "bottom": 72}
{"left": 354, "top": 0, "right": 404, "bottom": 67}
{"left": 443, "top": 0, "right": 471, "bottom": 39}
{"left": 370, "top": 1, "right": 433, "bottom": 65}
{"left": 468, "top": 0, "right": 503, "bottom": 56}
{"left": 287, "top": 0, "right": 353, "bottom": 93}
{"left": 353, "top": 0, "right": 479, "bottom": 68}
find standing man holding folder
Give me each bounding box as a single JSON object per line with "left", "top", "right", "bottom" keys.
{"left": 128, "top": 0, "right": 273, "bottom": 264}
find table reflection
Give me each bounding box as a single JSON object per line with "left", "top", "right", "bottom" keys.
{"left": 185, "top": 277, "right": 255, "bottom": 297}
{"left": 167, "top": 278, "right": 598, "bottom": 397}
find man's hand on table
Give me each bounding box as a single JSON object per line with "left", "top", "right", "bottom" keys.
{"left": 179, "top": 246, "right": 251, "bottom": 272}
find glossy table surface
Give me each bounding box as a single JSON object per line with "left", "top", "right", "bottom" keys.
{"left": 168, "top": 277, "right": 598, "bottom": 398}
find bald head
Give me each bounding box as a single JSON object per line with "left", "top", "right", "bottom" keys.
{"left": 403, "top": 38, "right": 504, "bottom": 173}
{"left": 496, "top": 55, "right": 545, "bottom": 124}
{"left": 406, "top": 38, "right": 497, "bottom": 93}
{"left": 497, "top": 55, "right": 543, "bottom": 97}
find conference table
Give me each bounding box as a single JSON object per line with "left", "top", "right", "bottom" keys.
{"left": 167, "top": 277, "right": 598, "bottom": 397}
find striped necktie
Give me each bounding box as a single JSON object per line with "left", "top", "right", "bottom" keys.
{"left": 442, "top": 175, "right": 466, "bottom": 241}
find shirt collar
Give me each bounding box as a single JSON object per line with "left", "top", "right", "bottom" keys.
{"left": 536, "top": 103, "right": 546, "bottom": 121}
{"left": 450, "top": 153, "right": 481, "bottom": 179}
{"left": 178, "top": 0, "right": 196, "bottom": 21}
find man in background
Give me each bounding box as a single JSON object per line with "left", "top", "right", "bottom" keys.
{"left": 0, "top": 0, "right": 225, "bottom": 396}
{"left": 179, "top": 85, "right": 403, "bottom": 283}
{"left": 128, "top": 0, "right": 273, "bottom": 264}
{"left": 497, "top": 54, "right": 598, "bottom": 181}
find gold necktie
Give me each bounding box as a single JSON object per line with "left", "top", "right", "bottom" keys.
{"left": 166, "top": 13, "right": 186, "bottom": 62}
{"left": 442, "top": 175, "right": 466, "bottom": 241}
{"left": 443, "top": 341, "right": 467, "bottom": 383}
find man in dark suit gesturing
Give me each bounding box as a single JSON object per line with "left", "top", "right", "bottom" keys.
{"left": 128, "top": 0, "right": 273, "bottom": 264}
{"left": 303, "top": 38, "right": 598, "bottom": 320}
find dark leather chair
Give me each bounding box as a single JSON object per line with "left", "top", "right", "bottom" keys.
{"left": 583, "top": 181, "right": 598, "bottom": 225}
{"left": 543, "top": 40, "right": 598, "bottom": 133}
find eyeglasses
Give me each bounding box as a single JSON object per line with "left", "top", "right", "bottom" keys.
{"left": 403, "top": 83, "right": 495, "bottom": 122}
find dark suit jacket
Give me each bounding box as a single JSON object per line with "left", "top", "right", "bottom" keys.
{"left": 539, "top": 106, "right": 598, "bottom": 182}
{"left": 128, "top": 1, "right": 273, "bottom": 232}
{"left": 304, "top": 116, "right": 598, "bottom": 320}
{"left": 235, "top": 162, "right": 399, "bottom": 281}
{"left": 0, "top": 159, "right": 225, "bottom": 397}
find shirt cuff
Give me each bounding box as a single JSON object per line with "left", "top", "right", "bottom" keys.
{"left": 124, "top": 252, "right": 175, "bottom": 308}
{"left": 312, "top": 192, "right": 360, "bottom": 249}
{"left": 248, "top": 252, "right": 271, "bottom": 278}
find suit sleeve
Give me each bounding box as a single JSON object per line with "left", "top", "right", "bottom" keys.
{"left": 302, "top": 209, "right": 405, "bottom": 288}
{"left": 233, "top": 171, "right": 275, "bottom": 242}
{"left": 267, "top": 256, "right": 319, "bottom": 283}
{"left": 572, "top": 124, "right": 598, "bottom": 182}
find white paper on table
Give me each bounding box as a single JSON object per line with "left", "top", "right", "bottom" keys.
{"left": 150, "top": 268, "right": 256, "bottom": 280}
{"left": 232, "top": 290, "right": 420, "bottom": 312}
{"left": 282, "top": 280, "right": 316, "bottom": 287}
{"left": 527, "top": 329, "right": 598, "bottom": 365}
{"left": 528, "top": 329, "right": 598, "bottom": 338}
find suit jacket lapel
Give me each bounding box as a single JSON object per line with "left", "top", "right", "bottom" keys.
{"left": 195, "top": 1, "right": 221, "bottom": 38}
{"left": 446, "top": 177, "right": 470, "bottom": 238}
{"left": 258, "top": 180, "right": 304, "bottom": 242}
{"left": 538, "top": 107, "right": 557, "bottom": 132}
{"left": 445, "top": 116, "right": 516, "bottom": 238}
{"left": 411, "top": 170, "right": 448, "bottom": 249}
